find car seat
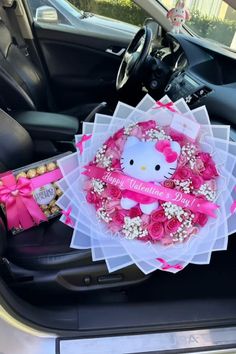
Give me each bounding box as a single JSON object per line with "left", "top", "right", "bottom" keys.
{"left": 0, "top": 108, "right": 146, "bottom": 296}
{"left": 0, "top": 14, "right": 107, "bottom": 122}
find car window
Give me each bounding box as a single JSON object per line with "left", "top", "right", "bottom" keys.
{"left": 67, "top": 0, "right": 149, "bottom": 26}
{"left": 159, "top": 0, "right": 236, "bottom": 49}
{"left": 27, "top": 0, "right": 149, "bottom": 27}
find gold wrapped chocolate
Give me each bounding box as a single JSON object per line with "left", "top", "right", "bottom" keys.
{"left": 16, "top": 172, "right": 27, "bottom": 180}
{"left": 56, "top": 188, "right": 63, "bottom": 197}
{"left": 27, "top": 169, "right": 37, "bottom": 179}
{"left": 49, "top": 200, "right": 56, "bottom": 208}
{"left": 36, "top": 165, "right": 47, "bottom": 175}
{"left": 51, "top": 206, "right": 60, "bottom": 214}
{"left": 40, "top": 204, "right": 48, "bottom": 211}
{"left": 44, "top": 210, "right": 51, "bottom": 218}
{"left": 47, "top": 162, "right": 56, "bottom": 172}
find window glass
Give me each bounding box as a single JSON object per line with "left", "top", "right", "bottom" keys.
{"left": 27, "top": 0, "right": 149, "bottom": 27}
{"left": 159, "top": 0, "right": 236, "bottom": 49}
{"left": 68, "top": 0, "right": 149, "bottom": 26}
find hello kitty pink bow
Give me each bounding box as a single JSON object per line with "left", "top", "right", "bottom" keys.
{"left": 156, "top": 140, "right": 178, "bottom": 163}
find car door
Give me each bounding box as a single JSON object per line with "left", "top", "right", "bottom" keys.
{"left": 25, "top": 0, "right": 140, "bottom": 111}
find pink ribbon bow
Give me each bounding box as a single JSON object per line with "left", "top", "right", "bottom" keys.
{"left": 0, "top": 174, "right": 47, "bottom": 230}
{"left": 154, "top": 101, "right": 176, "bottom": 113}
{"left": 76, "top": 134, "right": 92, "bottom": 154}
{"left": 62, "top": 207, "right": 73, "bottom": 226}
{"left": 156, "top": 140, "right": 178, "bottom": 163}
{"left": 157, "top": 258, "right": 183, "bottom": 271}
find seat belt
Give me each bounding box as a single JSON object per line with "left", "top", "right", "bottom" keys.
{"left": 3, "top": 1, "right": 29, "bottom": 56}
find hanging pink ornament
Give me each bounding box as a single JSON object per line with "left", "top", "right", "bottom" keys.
{"left": 167, "top": 0, "right": 191, "bottom": 34}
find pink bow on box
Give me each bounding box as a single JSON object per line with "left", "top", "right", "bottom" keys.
{"left": 0, "top": 173, "right": 47, "bottom": 230}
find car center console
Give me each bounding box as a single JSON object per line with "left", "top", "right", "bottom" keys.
{"left": 165, "top": 72, "right": 212, "bottom": 105}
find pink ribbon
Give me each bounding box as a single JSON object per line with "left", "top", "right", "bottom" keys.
{"left": 157, "top": 258, "right": 183, "bottom": 271}
{"left": 230, "top": 187, "right": 236, "bottom": 214}
{"left": 31, "top": 169, "right": 62, "bottom": 189}
{"left": 62, "top": 207, "right": 73, "bottom": 226}
{"left": 76, "top": 135, "right": 92, "bottom": 154}
{"left": 231, "top": 202, "right": 236, "bottom": 214}
{"left": 83, "top": 166, "right": 219, "bottom": 218}
{"left": 154, "top": 101, "right": 176, "bottom": 113}
{"left": 0, "top": 174, "right": 47, "bottom": 230}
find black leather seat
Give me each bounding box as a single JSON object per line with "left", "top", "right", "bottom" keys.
{"left": 6, "top": 219, "right": 92, "bottom": 271}
{"left": 0, "top": 111, "right": 146, "bottom": 293}
{"left": 0, "top": 19, "right": 100, "bottom": 120}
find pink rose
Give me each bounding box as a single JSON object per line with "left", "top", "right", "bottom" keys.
{"left": 129, "top": 206, "right": 142, "bottom": 218}
{"left": 151, "top": 209, "right": 167, "bottom": 222}
{"left": 169, "top": 131, "right": 185, "bottom": 144}
{"left": 178, "top": 154, "right": 188, "bottom": 167}
{"left": 113, "top": 128, "right": 124, "bottom": 140}
{"left": 195, "top": 213, "right": 208, "bottom": 227}
{"left": 198, "top": 152, "right": 211, "bottom": 163}
{"left": 191, "top": 175, "right": 203, "bottom": 189}
{"left": 130, "top": 125, "right": 143, "bottom": 139}
{"left": 160, "top": 236, "right": 174, "bottom": 245}
{"left": 115, "top": 137, "right": 126, "bottom": 153}
{"left": 86, "top": 191, "right": 98, "bottom": 204}
{"left": 148, "top": 222, "right": 164, "bottom": 240}
{"left": 138, "top": 234, "right": 152, "bottom": 242}
{"left": 138, "top": 120, "right": 156, "bottom": 131}
{"left": 105, "top": 137, "right": 116, "bottom": 149}
{"left": 84, "top": 180, "right": 92, "bottom": 191}
{"left": 112, "top": 210, "right": 125, "bottom": 226}
{"left": 175, "top": 167, "right": 192, "bottom": 180}
{"left": 106, "top": 147, "right": 120, "bottom": 160}
{"left": 165, "top": 218, "right": 181, "bottom": 234}
{"left": 105, "top": 199, "right": 121, "bottom": 213}
{"left": 194, "top": 158, "right": 205, "bottom": 174}
{"left": 185, "top": 226, "right": 199, "bottom": 238}
{"left": 163, "top": 179, "right": 175, "bottom": 189}
{"left": 207, "top": 179, "right": 217, "bottom": 191}
{"left": 141, "top": 214, "right": 151, "bottom": 225}
{"left": 202, "top": 165, "right": 218, "bottom": 180}
{"left": 112, "top": 159, "right": 121, "bottom": 169}
{"left": 106, "top": 185, "right": 122, "bottom": 199}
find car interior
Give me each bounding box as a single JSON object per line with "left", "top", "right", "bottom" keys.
{"left": 0, "top": 0, "right": 236, "bottom": 337}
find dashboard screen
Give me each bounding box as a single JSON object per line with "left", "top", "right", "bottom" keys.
{"left": 184, "top": 75, "right": 199, "bottom": 88}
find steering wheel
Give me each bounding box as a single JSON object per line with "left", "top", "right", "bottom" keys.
{"left": 116, "top": 26, "right": 152, "bottom": 90}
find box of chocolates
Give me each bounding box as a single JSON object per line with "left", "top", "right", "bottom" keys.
{"left": 0, "top": 153, "right": 69, "bottom": 234}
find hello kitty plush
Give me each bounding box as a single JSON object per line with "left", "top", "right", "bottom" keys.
{"left": 120, "top": 136, "right": 181, "bottom": 215}
{"left": 167, "top": 0, "right": 191, "bottom": 34}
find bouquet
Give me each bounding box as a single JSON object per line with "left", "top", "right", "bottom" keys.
{"left": 56, "top": 95, "right": 236, "bottom": 274}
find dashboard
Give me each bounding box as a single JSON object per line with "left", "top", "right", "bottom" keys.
{"left": 151, "top": 32, "right": 236, "bottom": 128}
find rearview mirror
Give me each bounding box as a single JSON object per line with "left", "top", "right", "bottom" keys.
{"left": 36, "top": 6, "right": 58, "bottom": 24}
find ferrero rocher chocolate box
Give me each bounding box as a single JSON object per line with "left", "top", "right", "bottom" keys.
{"left": 0, "top": 152, "right": 70, "bottom": 234}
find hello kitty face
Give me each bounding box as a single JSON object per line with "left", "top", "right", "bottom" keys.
{"left": 121, "top": 137, "right": 181, "bottom": 183}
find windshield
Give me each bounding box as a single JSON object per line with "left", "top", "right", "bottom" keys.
{"left": 159, "top": 0, "right": 236, "bottom": 49}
